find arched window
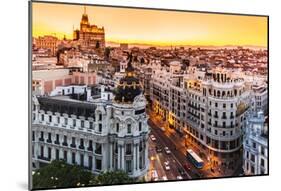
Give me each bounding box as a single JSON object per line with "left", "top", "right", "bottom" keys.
{"left": 217, "top": 90, "right": 221, "bottom": 97}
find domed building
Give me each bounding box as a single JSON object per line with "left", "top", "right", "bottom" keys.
{"left": 114, "top": 53, "right": 142, "bottom": 103}
{"left": 31, "top": 52, "right": 149, "bottom": 179}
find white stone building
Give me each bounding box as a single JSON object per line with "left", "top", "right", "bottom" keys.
{"left": 150, "top": 65, "right": 254, "bottom": 170}
{"left": 31, "top": 56, "right": 150, "bottom": 178}
{"left": 243, "top": 111, "right": 268, "bottom": 175}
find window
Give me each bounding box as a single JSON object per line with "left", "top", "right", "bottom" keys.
{"left": 231, "top": 103, "right": 233, "bottom": 108}
{"left": 81, "top": 120, "right": 84, "bottom": 128}
{"left": 55, "top": 134, "right": 59, "bottom": 144}
{"left": 253, "top": 142, "right": 256, "bottom": 149}
{"left": 56, "top": 149, "right": 59, "bottom": 160}
{"left": 116, "top": 123, "right": 119, "bottom": 133}
{"left": 73, "top": 119, "right": 76, "bottom": 127}
{"left": 80, "top": 154, "right": 84, "bottom": 166}
{"left": 48, "top": 147, "right": 51, "bottom": 159}
{"left": 126, "top": 160, "right": 132, "bottom": 173}
{"left": 261, "top": 158, "right": 265, "bottom": 167}
{"left": 251, "top": 154, "right": 255, "bottom": 162}
{"left": 47, "top": 133, "right": 52, "bottom": 143}
{"left": 223, "top": 103, "right": 226, "bottom": 108}
{"left": 64, "top": 151, "right": 67, "bottom": 161}
{"left": 89, "top": 121, "right": 93, "bottom": 129}
{"left": 95, "top": 143, "right": 102, "bottom": 154}
{"left": 41, "top": 114, "right": 44, "bottom": 121}
{"left": 88, "top": 156, "right": 93, "bottom": 169}
{"left": 251, "top": 165, "right": 255, "bottom": 174}
{"left": 64, "top": 118, "right": 68, "bottom": 125}
{"left": 63, "top": 135, "right": 67, "bottom": 145}
{"left": 246, "top": 151, "right": 249, "bottom": 159}
{"left": 57, "top": 117, "right": 60, "bottom": 124}
{"left": 40, "top": 146, "right": 44, "bottom": 158}
{"left": 139, "top": 122, "right": 142, "bottom": 131}
{"left": 261, "top": 147, "right": 265, "bottom": 155}
{"left": 215, "top": 130, "right": 218, "bottom": 135}
{"left": 98, "top": 124, "right": 102, "bottom": 133}
{"left": 215, "top": 102, "right": 218, "bottom": 107}
{"left": 72, "top": 152, "right": 76, "bottom": 164}
{"left": 96, "top": 159, "right": 102, "bottom": 170}
{"left": 127, "top": 124, "right": 132, "bottom": 134}
{"left": 88, "top": 140, "right": 93, "bottom": 151}
{"left": 126, "top": 144, "right": 132, "bottom": 155}
{"left": 71, "top": 137, "right": 76, "bottom": 147}
{"left": 32, "top": 131, "right": 35, "bottom": 141}
{"left": 99, "top": 114, "right": 102, "bottom": 121}
{"left": 79, "top": 138, "right": 84, "bottom": 149}
{"left": 40, "top": 131, "right": 44, "bottom": 141}
{"left": 49, "top": 116, "right": 52, "bottom": 123}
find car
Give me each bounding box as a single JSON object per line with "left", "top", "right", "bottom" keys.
{"left": 162, "top": 176, "right": 168, "bottom": 181}
{"left": 164, "top": 161, "right": 170, "bottom": 170}
{"left": 176, "top": 175, "right": 183, "bottom": 180}
{"left": 178, "top": 168, "right": 187, "bottom": 177}
{"left": 160, "top": 126, "right": 166, "bottom": 132}
{"left": 183, "top": 164, "right": 191, "bottom": 171}
{"left": 164, "top": 146, "right": 171, "bottom": 154}
{"left": 156, "top": 145, "right": 162, "bottom": 153}
{"left": 150, "top": 134, "right": 156, "bottom": 141}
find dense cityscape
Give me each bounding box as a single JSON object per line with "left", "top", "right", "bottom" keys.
{"left": 31, "top": 5, "right": 268, "bottom": 189}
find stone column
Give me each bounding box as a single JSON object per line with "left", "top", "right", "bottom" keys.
{"left": 121, "top": 145, "right": 125, "bottom": 170}
{"left": 109, "top": 143, "right": 113, "bottom": 170}
{"left": 133, "top": 144, "right": 137, "bottom": 172}
{"left": 136, "top": 144, "right": 139, "bottom": 171}
{"left": 118, "top": 145, "right": 121, "bottom": 169}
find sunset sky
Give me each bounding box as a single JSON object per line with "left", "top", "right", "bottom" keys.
{"left": 32, "top": 2, "right": 268, "bottom": 47}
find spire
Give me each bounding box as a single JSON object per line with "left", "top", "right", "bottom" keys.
{"left": 84, "top": 6, "right": 87, "bottom": 14}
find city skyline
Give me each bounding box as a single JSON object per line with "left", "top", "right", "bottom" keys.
{"left": 32, "top": 2, "right": 268, "bottom": 47}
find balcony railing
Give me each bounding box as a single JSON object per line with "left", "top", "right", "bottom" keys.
{"left": 62, "top": 142, "right": 68, "bottom": 146}
{"left": 46, "top": 139, "right": 52, "bottom": 143}
{"left": 70, "top": 144, "right": 76, "bottom": 148}
{"left": 53, "top": 140, "right": 59, "bottom": 145}
{"left": 39, "top": 138, "right": 44, "bottom": 142}
{"left": 38, "top": 156, "right": 50, "bottom": 161}
{"left": 79, "top": 145, "right": 85, "bottom": 150}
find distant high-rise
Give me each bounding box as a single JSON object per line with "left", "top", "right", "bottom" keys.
{"left": 73, "top": 6, "right": 105, "bottom": 50}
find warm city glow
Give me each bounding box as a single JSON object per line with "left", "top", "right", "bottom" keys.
{"left": 32, "top": 2, "right": 267, "bottom": 47}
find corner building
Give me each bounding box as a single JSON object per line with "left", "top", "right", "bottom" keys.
{"left": 31, "top": 55, "right": 149, "bottom": 178}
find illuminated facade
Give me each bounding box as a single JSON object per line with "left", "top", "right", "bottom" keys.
{"left": 150, "top": 65, "right": 253, "bottom": 170}
{"left": 73, "top": 7, "right": 105, "bottom": 50}
{"left": 35, "top": 35, "right": 59, "bottom": 56}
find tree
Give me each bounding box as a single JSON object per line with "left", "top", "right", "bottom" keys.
{"left": 32, "top": 160, "right": 93, "bottom": 189}
{"left": 91, "top": 170, "right": 134, "bottom": 185}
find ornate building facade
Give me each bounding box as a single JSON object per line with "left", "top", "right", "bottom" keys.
{"left": 73, "top": 7, "right": 105, "bottom": 50}
{"left": 31, "top": 54, "right": 149, "bottom": 178}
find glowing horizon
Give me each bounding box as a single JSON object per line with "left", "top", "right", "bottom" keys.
{"left": 32, "top": 2, "right": 268, "bottom": 47}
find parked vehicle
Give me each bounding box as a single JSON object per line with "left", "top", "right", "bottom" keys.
{"left": 150, "top": 134, "right": 156, "bottom": 141}
{"left": 164, "top": 161, "right": 170, "bottom": 170}
{"left": 164, "top": 146, "right": 171, "bottom": 154}
{"left": 156, "top": 145, "right": 162, "bottom": 153}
